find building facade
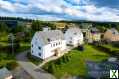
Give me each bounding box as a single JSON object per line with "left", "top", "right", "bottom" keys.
{"left": 31, "top": 28, "right": 66, "bottom": 59}
{"left": 87, "top": 27, "right": 101, "bottom": 43}
{"left": 104, "top": 28, "right": 119, "bottom": 42}
{"left": 64, "top": 27, "right": 84, "bottom": 47}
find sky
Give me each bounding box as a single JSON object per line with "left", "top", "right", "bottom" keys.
{"left": 0, "top": 0, "right": 119, "bottom": 22}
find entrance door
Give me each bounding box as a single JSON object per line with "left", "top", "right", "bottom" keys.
{"left": 54, "top": 48, "right": 60, "bottom": 56}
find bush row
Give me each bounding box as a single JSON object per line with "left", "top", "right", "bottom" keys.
{"left": 43, "top": 54, "right": 71, "bottom": 74}
{"left": 94, "top": 45, "right": 119, "bottom": 57}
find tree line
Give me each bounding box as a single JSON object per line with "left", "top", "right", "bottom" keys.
{"left": 0, "top": 16, "right": 33, "bottom": 22}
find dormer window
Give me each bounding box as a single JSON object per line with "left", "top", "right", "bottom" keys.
{"left": 47, "top": 38, "right": 51, "bottom": 42}
{"left": 113, "top": 32, "right": 116, "bottom": 35}
{"left": 74, "top": 32, "right": 77, "bottom": 35}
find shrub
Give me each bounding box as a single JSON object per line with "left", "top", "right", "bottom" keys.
{"left": 47, "top": 62, "right": 55, "bottom": 73}
{"left": 78, "top": 45, "right": 84, "bottom": 51}
{"left": 62, "top": 56, "right": 67, "bottom": 63}
{"left": 112, "top": 42, "right": 119, "bottom": 48}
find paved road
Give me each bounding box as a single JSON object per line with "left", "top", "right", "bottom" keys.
{"left": 16, "top": 50, "right": 56, "bottom": 79}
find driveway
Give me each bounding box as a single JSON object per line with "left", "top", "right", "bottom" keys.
{"left": 16, "top": 50, "right": 56, "bottom": 79}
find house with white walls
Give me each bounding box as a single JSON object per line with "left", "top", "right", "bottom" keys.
{"left": 31, "top": 28, "right": 66, "bottom": 60}
{"left": 64, "top": 27, "right": 84, "bottom": 47}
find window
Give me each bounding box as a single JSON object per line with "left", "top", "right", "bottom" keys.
{"left": 69, "top": 41, "right": 72, "bottom": 43}
{"left": 53, "top": 44, "right": 55, "bottom": 47}
{"left": 38, "top": 46, "right": 41, "bottom": 50}
{"left": 32, "top": 44, "right": 33, "bottom": 47}
{"left": 56, "top": 43, "right": 58, "bottom": 46}
{"left": 70, "top": 37, "right": 72, "bottom": 40}
{"left": 59, "top": 42, "right": 60, "bottom": 45}
{"left": 113, "top": 32, "right": 116, "bottom": 35}
{"left": 74, "top": 32, "right": 77, "bottom": 35}
{"left": 39, "top": 53, "right": 41, "bottom": 56}
{"left": 32, "top": 50, "right": 33, "bottom": 53}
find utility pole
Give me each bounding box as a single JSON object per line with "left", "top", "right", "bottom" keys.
{"left": 8, "top": 33, "right": 15, "bottom": 55}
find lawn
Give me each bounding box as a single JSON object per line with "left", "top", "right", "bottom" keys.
{"left": 0, "top": 52, "right": 18, "bottom": 70}
{"left": 16, "top": 42, "right": 30, "bottom": 52}
{"left": 0, "top": 32, "right": 8, "bottom": 42}
{"left": 0, "top": 41, "right": 30, "bottom": 70}
{"left": 0, "top": 42, "right": 8, "bottom": 46}
{"left": 43, "top": 44, "right": 110, "bottom": 79}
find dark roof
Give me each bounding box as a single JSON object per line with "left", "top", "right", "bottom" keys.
{"left": 90, "top": 27, "right": 100, "bottom": 33}
{"left": 110, "top": 28, "right": 119, "bottom": 35}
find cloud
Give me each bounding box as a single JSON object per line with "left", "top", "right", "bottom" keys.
{"left": 0, "top": 0, "right": 119, "bottom": 22}
{"left": 0, "top": 0, "right": 15, "bottom": 12}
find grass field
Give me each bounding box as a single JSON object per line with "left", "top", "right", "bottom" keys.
{"left": 0, "top": 41, "right": 30, "bottom": 69}
{"left": 0, "top": 52, "right": 18, "bottom": 70}
{"left": 43, "top": 44, "right": 110, "bottom": 78}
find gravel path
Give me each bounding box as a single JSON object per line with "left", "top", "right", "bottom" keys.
{"left": 16, "top": 50, "right": 56, "bottom": 79}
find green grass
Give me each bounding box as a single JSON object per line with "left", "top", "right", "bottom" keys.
{"left": 0, "top": 32, "right": 8, "bottom": 42}
{"left": 43, "top": 44, "right": 109, "bottom": 78}
{"left": 16, "top": 42, "right": 30, "bottom": 52}
{"left": 0, "top": 42, "right": 8, "bottom": 46}
{"left": 0, "top": 52, "right": 18, "bottom": 70}
{"left": 0, "top": 41, "right": 30, "bottom": 69}
{"left": 79, "top": 45, "right": 110, "bottom": 61}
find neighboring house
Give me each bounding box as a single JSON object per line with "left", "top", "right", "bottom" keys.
{"left": 55, "top": 22, "right": 67, "bottom": 30}
{"left": 0, "top": 67, "right": 13, "bottom": 79}
{"left": 15, "top": 32, "right": 25, "bottom": 40}
{"left": 103, "top": 28, "right": 119, "bottom": 42}
{"left": 25, "top": 22, "right": 32, "bottom": 28}
{"left": 31, "top": 28, "right": 66, "bottom": 60}
{"left": 80, "top": 23, "right": 92, "bottom": 29}
{"left": 80, "top": 23, "right": 92, "bottom": 42}
{"left": 64, "top": 27, "right": 84, "bottom": 47}
{"left": 87, "top": 27, "right": 101, "bottom": 43}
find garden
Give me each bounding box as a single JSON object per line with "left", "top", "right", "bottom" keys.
{"left": 43, "top": 44, "right": 110, "bottom": 79}
{"left": 0, "top": 29, "right": 31, "bottom": 70}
